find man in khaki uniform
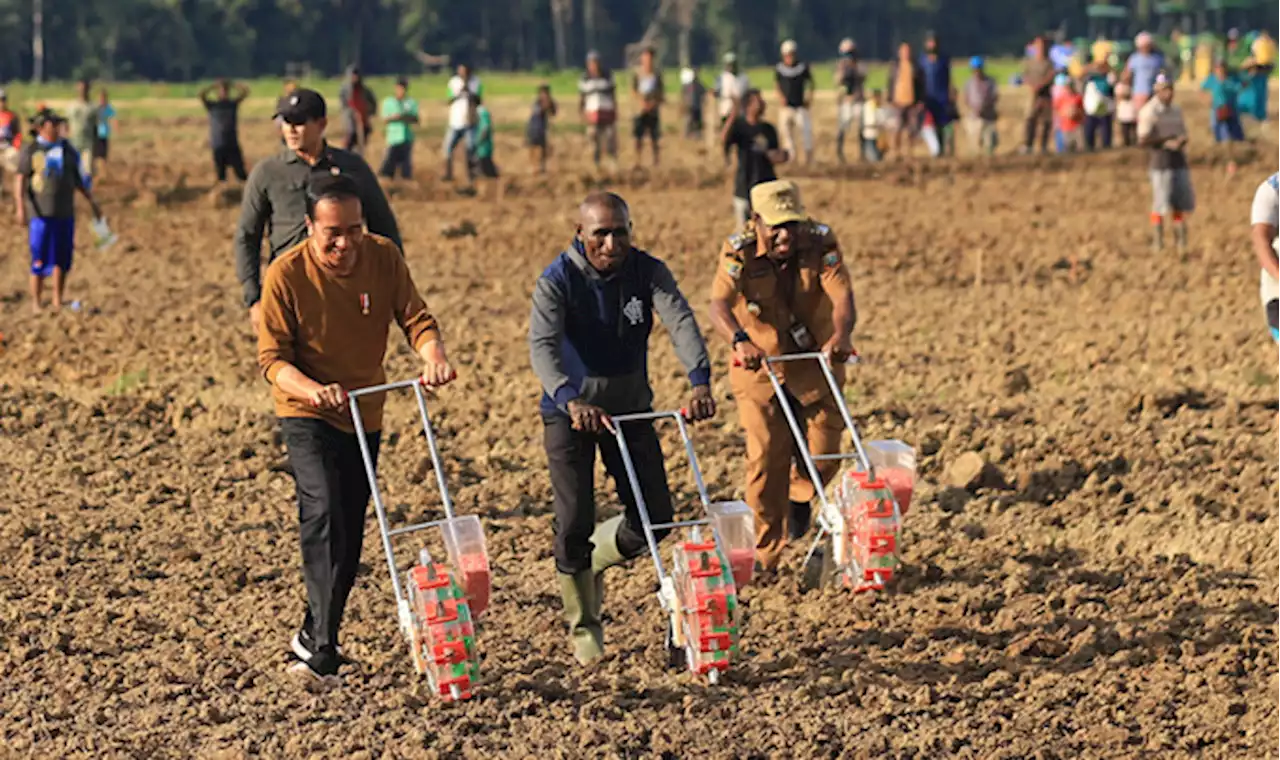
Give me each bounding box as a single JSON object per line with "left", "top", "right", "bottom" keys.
{"left": 709, "top": 180, "right": 857, "bottom": 573}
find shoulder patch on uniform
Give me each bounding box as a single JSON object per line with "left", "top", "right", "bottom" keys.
{"left": 728, "top": 231, "right": 754, "bottom": 251}
{"left": 812, "top": 223, "right": 831, "bottom": 237}
{"left": 822, "top": 251, "right": 841, "bottom": 269}
{"left": 724, "top": 259, "right": 744, "bottom": 279}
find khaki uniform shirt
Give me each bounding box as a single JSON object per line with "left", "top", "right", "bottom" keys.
{"left": 711, "top": 221, "right": 853, "bottom": 405}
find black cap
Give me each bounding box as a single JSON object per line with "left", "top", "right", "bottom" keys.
{"left": 274, "top": 88, "right": 326, "bottom": 124}
{"left": 31, "top": 108, "right": 64, "bottom": 128}
{"left": 396, "top": 75, "right": 409, "bottom": 87}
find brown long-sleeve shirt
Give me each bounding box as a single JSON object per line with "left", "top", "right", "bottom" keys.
{"left": 258, "top": 233, "right": 440, "bottom": 432}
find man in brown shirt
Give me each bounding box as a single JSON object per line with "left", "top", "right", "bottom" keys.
{"left": 1021, "top": 36, "right": 1055, "bottom": 154}
{"left": 709, "top": 180, "right": 856, "bottom": 574}
{"left": 257, "top": 172, "right": 455, "bottom": 686}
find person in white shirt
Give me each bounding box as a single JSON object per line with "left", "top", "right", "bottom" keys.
{"left": 443, "top": 63, "right": 482, "bottom": 181}
{"left": 860, "top": 88, "right": 885, "bottom": 162}
{"left": 1250, "top": 174, "right": 1279, "bottom": 342}
{"left": 715, "top": 53, "right": 750, "bottom": 127}
{"left": 578, "top": 51, "right": 618, "bottom": 169}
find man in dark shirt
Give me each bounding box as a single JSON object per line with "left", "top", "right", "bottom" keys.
{"left": 234, "top": 88, "right": 402, "bottom": 332}
{"left": 200, "top": 79, "right": 250, "bottom": 183}
{"left": 774, "top": 40, "right": 814, "bottom": 165}
{"left": 920, "top": 32, "right": 953, "bottom": 157}
{"left": 14, "top": 109, "right": 102, "bottom": 312}
{"left": 723, "top": 90, "right": 789, "bottom": 226}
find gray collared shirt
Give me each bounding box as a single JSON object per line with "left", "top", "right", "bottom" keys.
{"left": 233, "top": 142, "right": 401, "bottom": 307}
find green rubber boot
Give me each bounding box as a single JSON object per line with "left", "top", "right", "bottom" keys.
{"left": 1150, "top": 219, "right": 1165, "bottom": 252}
{"left": 557, "top": 570, "right": 604, "bottom": 665}
{"left": 590, "top": 515, "right": 629, "bottom": 575}
{"left": 1173, "top": 221, "right": 1189, "bottom": 253}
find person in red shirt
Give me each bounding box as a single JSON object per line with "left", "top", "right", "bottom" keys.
{"left": 0, "top": 90, "right": 22, "bottom": 192}
{"left": 1053, "top": 75, "right": 1085, "bottom": 153}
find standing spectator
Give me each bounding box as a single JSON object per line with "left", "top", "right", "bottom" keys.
{"left": 1201, "top": 60, "right": 1245, "bottom": 144}
{"left": 378, "top": 77, "right": 419, "bottom": 180}
{"left": 579, "top": 52, "right": 618, "bottom": 170}
{"left": 919, "top": 32, "right": 952, "bottom": 158}
{"left": 468, "top": 94, "right": 500, "bottom": 196}
{"left": 1125, "top": 32, "right": 1165, "bottom": 113}
{"left": 1137, "top": 74, "right": 1194, "bottom": 252}
{"left": 338, "top": 66, "right": 376, "bottom": 155}
{"left": 887, "top": 42, "right": 924, "bottom": 157}
{"left": 1082, "top": 61, "right": 1116, "bottom": 150}
{"left": 1092, "top": 34, "right": 1115, "bottom": 66}
{"left": 1251, "top": 30, "right": 1276, "bottom": 75}
{"left": 722, "top": 89, "right": 788, "bottom": 225}
{"left": 526, "top": 84, "right": 557, "bottom": 174}
{"left": 679, "top": 67, "right": 707, "bottom": 139}
{"left": 94, "top": 89, "right": 115, "bottom": 171}
{"left": 256, "top": 173, "right": 455, "bottom": 686}
{"left": 963, "top": 56, "right": 999, "bottom": 156}
{"left": 0, "top": 91, "right": 22, "bottom": 190}
{"left": 834, "top": 38, "right": 866, "bottom": 164}
{"left": 1223, "top": 29, "right": 1249, "bottom": 69}
{"left": 1049, "top": 31, "right": 1076, "bottom": 71}
{"left": 1250, "top": 174, "right": 1278, "bottom": 342}
{"left": 443, "top": 63, "right": 482, "bottom": 181}
{"left": 14, "top": 109, "right": 102, "bottom": 313}
{"left": 235, "top": 89, "right": 402, "bottom": 331}
{"left": 66, "top": 79, "right": 97, "bottom": 189}
{"left": 1021, "top": 36, "right": 1055, "bottom": 154}
{"left": 199, "top": 79, "right": 250, "bottom": 183}
{"left": 631, "top": 46, "right": 665, "bottom": 167}
{"left": 715, "top": 53, "right": 750, "bottom": 128}
{"left": 1115, "top": 70, "right": 1138, "bottom": 147}
{"left": 860, "top": 89, "right": 886, "bottom": 162}
{"left": 1053, "top": 75, "right": 1085, "bottom": 153}
{"left": 774, "top": 40, "right": 814, "bottom": 165}
{"left": 1238, "top": 57, "right": 1270, "bottom": 123}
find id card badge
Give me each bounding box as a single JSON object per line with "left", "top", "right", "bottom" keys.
{"left": 788, "top": 321, "right": 816, "bottom": 351}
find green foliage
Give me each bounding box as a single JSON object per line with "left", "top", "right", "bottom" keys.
{"left": 0, "top": 0, "right": 1274, "bottom": 82}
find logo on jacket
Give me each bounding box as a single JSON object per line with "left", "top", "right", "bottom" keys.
{"left": 622, "top": 296, "right": 645, "bottom": 326}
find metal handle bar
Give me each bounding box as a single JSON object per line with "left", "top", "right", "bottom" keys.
{"left": 610, "top": 409, "right": 710, "bottom": 582}
{"left": 349, "top": 377, "right": 459, "bottom": 606}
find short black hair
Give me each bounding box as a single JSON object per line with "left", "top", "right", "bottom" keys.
{"left": 305, "top": 171, "right": 362, "bottom": 218}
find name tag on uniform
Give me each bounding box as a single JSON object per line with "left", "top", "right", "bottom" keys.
{"left": 360, "top": 293, "right": 370, "bottom": 315}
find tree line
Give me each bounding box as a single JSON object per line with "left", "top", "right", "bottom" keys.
{"left": 0, "top": 0, "right": 1273, "bottom": 83}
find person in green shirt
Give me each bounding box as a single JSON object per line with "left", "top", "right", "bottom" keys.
{"left": 65, "top": 79, "right": 98, "bottom": 189}
{"left": 467, "top": 93, "right": 498, "bottom": 178}
{"left": 378, "top": 77, "right": 419, "bottom": 179}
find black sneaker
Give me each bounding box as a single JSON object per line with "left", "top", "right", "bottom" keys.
{"left": 788, "top": 500, "right": 812, "bottom": 540}
{"left": 287, "top": 657, "right": 340, "bottom": 690}
{"left": 291, "top": 630, "right": 347, "bottom": 664}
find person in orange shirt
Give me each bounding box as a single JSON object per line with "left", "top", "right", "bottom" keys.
{"left": 257, "top": 172, "right": 455, "bottom": 687}
{"left": 1053, "top": 75, "right": 1085, "bottom": 153}
{"left": 0, "top": 90, "right": 21, "bottom": 188}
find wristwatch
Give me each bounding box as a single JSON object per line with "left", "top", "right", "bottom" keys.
{"left": 732, "top": 330, "right": 751, "bottom": 346}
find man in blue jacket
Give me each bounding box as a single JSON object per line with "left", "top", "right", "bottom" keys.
{"left": 529, "top": 191, "right": 716, "bottom": 665}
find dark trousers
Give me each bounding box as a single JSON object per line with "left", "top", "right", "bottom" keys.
{"left": 280, "top": 417, "right": 381, "bottom": 660}
{"left": 379, "top": 142, "right": 413, "bottom": 179}
{"left": 543, "top": 414, "right": 673, "bottom": 574}
{"left": 1024, "top": 97, "right": 1052, "bottom": 152}
{"left": 1084, "top": 115, "right": 1113, "bottom": 150}
{"left": 212, "top": 142, "right": 247, "bottom": 181}
{"left": 1119, "top": 121, "right": 1137, "bottom": 147}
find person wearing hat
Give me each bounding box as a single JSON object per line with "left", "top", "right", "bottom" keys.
{"left": 963, "top": 56, "right": 999, "bottom": 156}
{"left": 1124, "top": 32, "right": 1165, "bottom": 113}
{"left": 715, "top": 52, "right": 750, "bottom": 131}
{"left": 708, "top": 179, "right": 857, "bottom": 575}
{"left": 679, "top": 66, "right": 707, "bottom": 140}
{"left": 234, "top": 88, "right": 402, "bottom": 333}
{"left": 14, "top": 108, "right": 103, "bottom": 313}
{"left": 379, "top": 76, "right": 419, "bottom": 179}
{"left": 578, "top": 52, "right": 619, "bottom": 170}
{"left": 1137, "top": 74, "right": 1194, "bottom": 252}
{"left": 774, "top": 40, "right": 814, "bottom": 165}
{"left": 338, "top": 65, "right": 376, "bottom": 155}
{"left": 257, "top": 172, "right": 456, "bottom": 687}
{"left": 834, "top": 38, "right": 866, "bottom": 163}
{"left": 528, "top": 191, "right": 715, "bottom": 664}
{"left": 1021, "top": 36, "right": 1055, "bottom": 154}
{"left": 198, "top": 78, "right": 251, "bottom": 183}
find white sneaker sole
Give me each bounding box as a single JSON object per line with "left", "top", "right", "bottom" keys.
{"left": 287, "top": 660, "right": 340, "bottom": 690}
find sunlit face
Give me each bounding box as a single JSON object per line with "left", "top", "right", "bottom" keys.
{"left": 282, "top": 117, "right": 325, "bottom": 153}
{"left": 754, "top": 217, "right": 801, "bottom": 260}
{"left": 898, "top": 43, "right": 912, "bottom": 60}
{"left": 1156, "top": 85, "right": 1174, "bottom": 104}
{"left": 783, "top": 51, "right": 796, "bottom": 65}
{"left": 306, "top": 196, "right": 365, "bottom": 276}
{"left": 37, "top": 122, "right": 59, "bottom": 142}
{"left": 578, "top": 203, "right": 631, "bottom": 274}
{"left": 641, "top": 50, "right": 654, "bottom": 69}
{"left": 395, "top": 83, "right": 407, "bottom": 98}
{"left": 587, "top": 58, "right": 602, "bottom": 77}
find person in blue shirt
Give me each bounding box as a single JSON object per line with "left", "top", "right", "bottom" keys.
{"left": 1125, "top": 32, "right": 1165, "bottom": 112}
{"left": 528, "top": 191, "right": 715, "bottom": 666}
{"left": 919, "top": 31, "right": 952, "bottom": 157}
{"left": 1201, "top": 60, "right": 1245, "bottom": 144}
{"left": 94, "top": 89, "right": 115, "bottom": 170}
